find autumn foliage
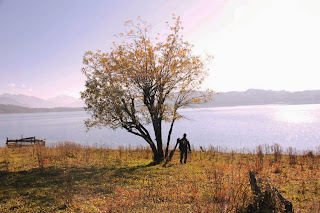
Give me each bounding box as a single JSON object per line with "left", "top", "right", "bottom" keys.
{"left": 81, "top": 16, "right": 212, "bottom": 163}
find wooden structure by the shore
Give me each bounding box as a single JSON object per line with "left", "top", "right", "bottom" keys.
{"left": 6, "top": 137, "right": 46, "bottom": 148}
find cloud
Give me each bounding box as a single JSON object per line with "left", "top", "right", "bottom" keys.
{"left": 8, "top": 83, "right": 15, "bottom": 94}
{"left": 62, "top": 86, "right": 84, "bottom": 98}
{"left": 8, "top": 83, "right": 15, "bottom": 88}
{"left": 6, "top": 83, "right": 33, "bottom": 96}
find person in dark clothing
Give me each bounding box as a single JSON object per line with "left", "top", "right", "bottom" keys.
{"left": 178, "top": 133, "right": 191, "bottom": 164}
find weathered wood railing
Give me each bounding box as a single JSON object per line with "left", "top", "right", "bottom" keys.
{"left": 6, "top": 137, "right": 45, "bottom": 147}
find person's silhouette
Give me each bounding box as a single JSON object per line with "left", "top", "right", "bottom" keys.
{"left": 178, "top": 133, "right": 191, "bottom": 164}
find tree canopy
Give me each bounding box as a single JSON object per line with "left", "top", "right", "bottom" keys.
{"left": 81, "top": 16, "right": 212, "bottom": 163}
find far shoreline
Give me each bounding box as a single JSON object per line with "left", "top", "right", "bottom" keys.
{"left": 3, "top": 102, "right": 320, "bottom": 115}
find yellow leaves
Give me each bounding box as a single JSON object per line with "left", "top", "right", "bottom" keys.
{"left": 87, "top": 50, "right": 93, "bottom": 55}
{"left": 128, "top": 29, "right": 134, "bottom": 35}
{"left": 191, "top": 98, "right": 201, "bottom": 104}
{"left": 82, "top": 15, "right": 212, "bottom": 130}
{"left": 83, "top": 56, "right": 89, "bottom": 65}
{"left": 101, "top": 58, "right": 107, "bottom": 64}
{"left": 124, "top": 20, "right": 133, "bottom": 26}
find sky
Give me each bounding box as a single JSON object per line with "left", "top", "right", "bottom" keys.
{"left": 1, "top": 0, "right": 320, "bottom": 99}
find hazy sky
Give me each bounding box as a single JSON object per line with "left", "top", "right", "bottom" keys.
{"left": 1, "top": 0, "right": 320, "bottom": 99}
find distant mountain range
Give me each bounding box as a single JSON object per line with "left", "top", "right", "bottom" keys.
{"left": 206, "top": 89, "right": 320, "bottom": 107}
{"left": 0, "top": 104, "right": 84, "bottom": 114}
{"left": 1, "top": 89, "right": 320, "bottom": 114}
{"left": 0, "top": 93, "right": 84, "bottom": 108}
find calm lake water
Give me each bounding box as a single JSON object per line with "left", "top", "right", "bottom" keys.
{"left": 1, "top": 104, "right": 320, "bottom": 151}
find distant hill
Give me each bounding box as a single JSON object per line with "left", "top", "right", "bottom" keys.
{"left": 2, "top": 89, "right": 320, "bottom": 114}
{"left": 47, "top": 95, "right": 85, "bottom": 108}
{"left": 0, "top": 97, "right": 26, "bottom": 106}
{"left": 0, "top": 104, "right": 84, "bottom": 114}
{"left": 0, "top": 93, "right": 53, "bottom": 108}
{"left": 0, "top": 93, "right": 84, "bottom": 108}
{"left": 202, "top": 89, "right": 320, "bottom": 107}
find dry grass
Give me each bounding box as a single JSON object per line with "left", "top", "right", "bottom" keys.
{"left": 0, "top": 142, "right": 319, "bottom": 212}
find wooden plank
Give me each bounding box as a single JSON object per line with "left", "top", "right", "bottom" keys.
{"left": 6, "top": 137, "right": 46, "bottom": 147}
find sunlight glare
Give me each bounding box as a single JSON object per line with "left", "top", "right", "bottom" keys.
{"left": 275, "top": 106, "right": 315, "bottom": 123}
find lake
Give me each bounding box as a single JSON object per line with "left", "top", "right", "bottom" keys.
{"left": 1, "top": 104, "right": 320, "bottom": 152}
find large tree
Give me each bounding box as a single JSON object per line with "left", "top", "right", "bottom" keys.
{"left": 81, "top": 16, "right": 212, "bottom": 163}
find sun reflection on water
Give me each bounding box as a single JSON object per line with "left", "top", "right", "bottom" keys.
{"left": 275, "top": 105, "right": 315, "bottom": 123}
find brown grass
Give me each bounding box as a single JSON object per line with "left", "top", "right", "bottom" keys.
{"left": 0, "top": 142, "right": 319, "bottom": 212}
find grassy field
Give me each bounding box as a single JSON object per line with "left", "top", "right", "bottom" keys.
{"left": 0, "top": 142, "right": 319, "bottom": 212}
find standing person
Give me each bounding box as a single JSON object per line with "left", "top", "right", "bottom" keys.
{"left": 178, "top": 133, "right": 191, "bottom": 164}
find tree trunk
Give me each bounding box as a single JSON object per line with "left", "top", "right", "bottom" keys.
{"left": 247, "top": 171, "right": 293, "bottom": 212}
{"left": 165, "top": 118, "right": 175, "bottom": 158}
{"left": 163, "top": 140, "right": 179, "bottom": 166}
{"left": 149, "top": 142, "right": 159, "bottom": 163}
{"left": 152, "top": 118, "right": 164, "bottom": 163}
